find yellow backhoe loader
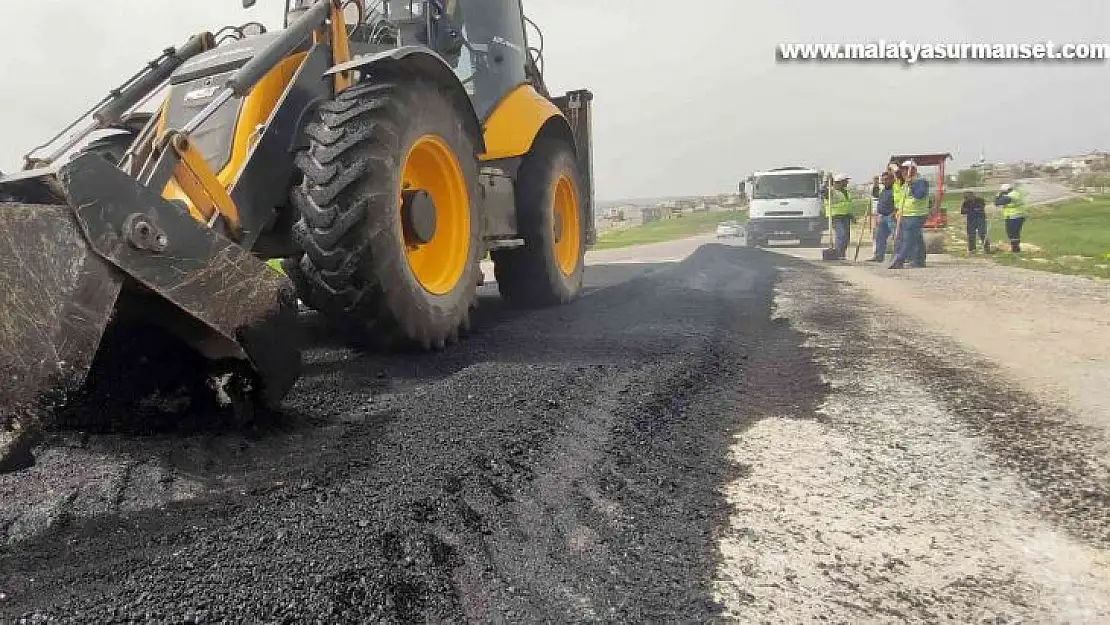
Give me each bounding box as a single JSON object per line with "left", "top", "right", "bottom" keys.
{"left": 0, "top": 0, "right": 595, "bottom": 470}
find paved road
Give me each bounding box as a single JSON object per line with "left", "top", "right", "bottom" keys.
{"left": 1016, "top": 177, "right": 1081, "bottom": 206}
{"left": 3, "top": 235, "right": 1109, "bottom": 623}
{"left": 960, "top": 178, "right": 1080, "bottom": 206}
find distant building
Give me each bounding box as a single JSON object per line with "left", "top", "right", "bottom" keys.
{"left": 595, "top": 203, "right": 665, "bottom": 231}
{"left": 1044, "top": 151, "right": 1110, "bottom": 175}
{"left": 716, "top": 193, "right": 741, "bottom": 207}
{"left": 593, "top": 192, "right": 747, "bottom": 233}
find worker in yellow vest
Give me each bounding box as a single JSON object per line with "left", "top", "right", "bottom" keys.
{"left": 994, "top": 183, "right": 1026, "bottom": 253}
{"left": 868, "top": 171, "right": 898, "bottom": 261}
{"left": 825, "top": 173, "right": 853, "bottom": 259}
{"left": 888, "top": 160, "right": 930, "bottom": 269}
{"left": 882, "top": 162, "right": 905, "bottom": 257}
{"left": 888, "top": 162, "right": 904, "bottom": 222}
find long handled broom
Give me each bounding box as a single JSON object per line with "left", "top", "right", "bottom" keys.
{"left": 889, "top": 181, "right": 909, "bottom": 263}
{"left": 821, "top": 177, "right": 840, "bottom": 260}
{"left": 852, "top": 197, "right": 875, "bottom": 261}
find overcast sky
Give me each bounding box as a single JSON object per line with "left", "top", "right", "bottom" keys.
{"left": 1, "top": 0, "right": 1107, "bottom": 201}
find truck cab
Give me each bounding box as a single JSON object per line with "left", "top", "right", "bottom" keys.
{"left": 741, "top": 166, "right": 825, "bottom": 247}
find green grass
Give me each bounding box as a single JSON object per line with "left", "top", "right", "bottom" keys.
{"left": 594, "top": 210, "right": 748, "bottom": 250}
{"left": 946, "top": 196, "right": 1110, "bottom": 279}
{"left": 848, "top": 198, "right": 872, "bottom": 217}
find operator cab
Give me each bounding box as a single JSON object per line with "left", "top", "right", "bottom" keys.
{"left": 283, "top": 0, "right": 543, "bottom": 118}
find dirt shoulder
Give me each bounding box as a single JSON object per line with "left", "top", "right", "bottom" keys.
{"left": 786, "top": 251, "right": 1110, "bottom": 449}
{"left": 714, "top": 258, "right": 1110, "bottom": 622}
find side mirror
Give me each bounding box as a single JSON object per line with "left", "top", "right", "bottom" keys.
{"left": 243, "top": 0, "right": 256, "bottom": 7}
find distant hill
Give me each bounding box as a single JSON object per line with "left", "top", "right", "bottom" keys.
{"left": 597, "top": 195, "right": 716, "bottom": 209}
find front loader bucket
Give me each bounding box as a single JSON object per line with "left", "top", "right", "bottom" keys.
{"left": 0, "top": 203, "right": 122, "bottom": 469}
{"left": 0, "top": 154, "right": 301, "bottom": 471}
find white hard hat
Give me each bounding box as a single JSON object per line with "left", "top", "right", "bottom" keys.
{"left": 1000, "top": 183, "right": 1013, "bottom": 192}
{"left": 901, "top": 159, "right": 918, "bottom": 168}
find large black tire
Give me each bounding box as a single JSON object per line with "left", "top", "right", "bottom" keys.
{"left": 491, "top": 138, "right": 586, "bottom": 307}
{"left": 280, "top": 255, "right": 320, "bottom": 311}
{"left": 291, "top": 79, "right": 481, "bottom": 351}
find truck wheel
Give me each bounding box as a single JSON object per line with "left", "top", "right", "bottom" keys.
{"left": 291, "top": 79, "right": 481, "bottom": 350}
{"left": 491, "top": 138, "right": 585, "bottom": 307}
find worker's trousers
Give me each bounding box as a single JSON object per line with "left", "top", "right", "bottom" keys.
{"left": 1005, "top": 216, "right": 1025, "bottom": 253}
{"left": 873, "top": 215, "right": 896, "bottom": 258}
{"left": 831, "top": 215, "right": 851, "bottom": 259}
{"left": 890, "top": 215, "right": 926, "bottom": 268}
{"left": 966, "top": 213, "right": 987, "bottom": 251}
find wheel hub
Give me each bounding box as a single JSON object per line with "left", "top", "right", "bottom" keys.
{"left": 401, "top": 189, "right": 437, "bottom": 245}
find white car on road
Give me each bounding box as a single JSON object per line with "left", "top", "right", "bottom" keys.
{"left": 716, "top": 221, "right": 742, "bottom": 239}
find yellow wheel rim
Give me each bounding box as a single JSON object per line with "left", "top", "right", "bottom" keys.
{"left": 552, "top": 174, "right": 581, "bottom": 276}
{"left": 399, "top": 134, "right": 470, "bottom": 295}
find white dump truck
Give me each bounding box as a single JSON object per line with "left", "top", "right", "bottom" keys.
{"left": 740, "top": 166, "right": 826, "bottom": 247}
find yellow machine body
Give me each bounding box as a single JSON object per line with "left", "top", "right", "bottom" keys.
{"left": 479, "top": 84, "right": 565, "bottom": 161}
{"left": 0, "top": 0, "right": 596, "bottom": 471}
{"left": 158, "top": 54, "right": 309, "bottom": 223}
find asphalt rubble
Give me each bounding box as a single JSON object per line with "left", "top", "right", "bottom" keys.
{"left": 1, "top": 245, "right": 820, "bottom": 623}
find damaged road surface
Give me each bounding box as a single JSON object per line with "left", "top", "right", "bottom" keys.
{"left": 3, "top": 243, "right": 1110, "bottom": 623}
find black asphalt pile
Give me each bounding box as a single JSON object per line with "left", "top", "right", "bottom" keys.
{"left": 0, "top": 244, "right": 825, "bottom": 623}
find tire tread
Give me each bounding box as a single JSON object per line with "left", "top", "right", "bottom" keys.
{"left": 290, "top": 79, "right": 479, "bottom": 350}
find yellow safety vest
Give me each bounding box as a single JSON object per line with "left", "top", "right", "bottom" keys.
{"left": 999, "top": 190, "right": 1024, "bottom": 218}
{"left": 899, "top": 178, "right": 931, "bottom": 217}
{"left": 266, "top": 258, "right": 286, "bottom": 275}
{"left": 825, "top": 188, "right": 852, "bottom": 217}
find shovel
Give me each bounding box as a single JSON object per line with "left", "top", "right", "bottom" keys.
{"left": 821, "top": 181, "right": 840, "bottom": 260}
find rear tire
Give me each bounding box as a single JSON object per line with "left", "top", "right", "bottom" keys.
{"left": 291, "top": 79, "right": 481, "bottom": 350}
{"left": 491, "top": 138, "right": 586, "bottom": 307}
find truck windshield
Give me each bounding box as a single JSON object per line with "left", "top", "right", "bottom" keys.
{"left": 752, "top": 174, "right": 820, "bottom": 200}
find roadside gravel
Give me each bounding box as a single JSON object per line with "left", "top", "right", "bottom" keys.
{"left": 822, "top": 256, "right": 1110, "bottom": 447}
{"left": 714, "top": 260, "right": 1110, "bottom": 623}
